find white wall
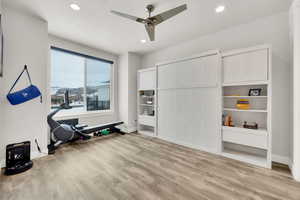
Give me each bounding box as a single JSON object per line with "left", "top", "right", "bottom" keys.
{"left": 142, "top": 12, "right": 292, "bottom": 164}
{"left": 289, "top": 3, "right": 294, "bottom": 174}
{"left": 291, "top": 0, "right": 300, "bottom": 181}
{"left": 128, "top": 53, "right": 141, "bottom": 128}
{"left": 0, "top": 5, "right": 49, "bottom": 166}
{"left": 49, "top": 35, "right": 119, "bottom": 126}
{"left": 0, "top": 0, "right": 3, "bottom": 166}
{"left": 0, "top": 6, "right": 121, "bottom": 167}
{"left": 118, "top": 54, "right": 129, "bottom": 125}
{"left": 118, "top": 52, "right": 141, "bottom": 131}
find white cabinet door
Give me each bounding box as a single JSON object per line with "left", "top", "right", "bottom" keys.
{"left": 138, "top": 69, "right": 156, "bottom": 90}
{"left": 158, "top": 55, "right": 219, "bottom": 89}
{"left": 157, "top": 88, "right": 221, "bottom": 153}
{"left": 157, "top": 54, "right": 221, "bottom": 154}
{"left": 222, "top": 127, "right": 268, "bottom": 149}
{"left": 223, "top": 49, "right": 268, "bottom": 84}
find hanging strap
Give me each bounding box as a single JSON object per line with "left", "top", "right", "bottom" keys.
{"left": 8, "top": 65, "right": 32, "bottom": 94}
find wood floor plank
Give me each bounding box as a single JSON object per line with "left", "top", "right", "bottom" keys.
{"left": 1, "top": 133, "right": 300, "bottom": 200}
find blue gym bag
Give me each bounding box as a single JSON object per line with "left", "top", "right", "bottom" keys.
{"left": 7, "top": 65, "right": 42, "bottom": 105}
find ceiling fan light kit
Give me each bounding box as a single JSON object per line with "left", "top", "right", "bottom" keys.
{"left": 111, "top": 4, "right": 187, "bottom": 41}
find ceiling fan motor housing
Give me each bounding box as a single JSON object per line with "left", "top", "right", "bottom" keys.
{"left": 146, "top": 5, "right": 155, "bottom": 14}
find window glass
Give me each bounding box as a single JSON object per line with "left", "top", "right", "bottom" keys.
{"left": 86, "top": 58, "right": 111, "bottom": 111}
{"left": 50, "top": 48, "right": 112, "bottom": 115}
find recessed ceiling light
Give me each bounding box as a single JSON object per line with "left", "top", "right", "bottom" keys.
{"left": 215, "top": 5, "right": 225, "bottom": 13}
{"left": 141, "top": 39, "right": 146, "bottom": 43}
{"left": 70, "top": 3, "right": 80, "bottom": 11}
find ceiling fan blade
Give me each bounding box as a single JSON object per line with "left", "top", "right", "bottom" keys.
{"left": 111, "top": 10, "right": 146, "bottom": 23}
{"left": 150, "top": 4, "right": 187, "bottom": 25}
{"left": 145, "top": 24, "right": 155, "bottom": 41}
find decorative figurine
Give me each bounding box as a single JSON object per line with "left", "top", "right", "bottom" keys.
{"left": 243, "top": 121, "right": 258, "bottom": 129}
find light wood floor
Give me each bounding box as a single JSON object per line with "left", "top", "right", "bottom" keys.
{"left": 1, "top": 133, "right": 300, "bottom": 200}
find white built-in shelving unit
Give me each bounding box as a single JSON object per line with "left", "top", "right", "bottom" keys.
{"left": 221, "top": 45, "right": 272, "bottom": 168}
{"left": 137, "top": 68, "right": 157, "bottom": 137}
{"left": 136, "top": 45, "right": 272, "bottom": 169}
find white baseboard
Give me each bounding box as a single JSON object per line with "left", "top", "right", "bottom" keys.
{"left": 272, "top": 155, "right": 300, "bottom": 182}
{"left": 0, "top": 159, "right": 5, "bottom": 168}
{"left": 289, "top": 162, "right": 294, "bottom": 175}
{"left": 119, "top": 125, "right": 137, "bottom": 133}
{"left": 272, "top": 154, "right": 291, "bottom": 165}
{"left": 289, "top": 163, "right": 300, "bottom": 182}
{"left": 157, "top": 135, "right": 219, "bottom": 155}
{"left": 290, "top": 163, "right": 300, "bottom": 182}
{"left": 32, "top": 149, "right": 48, "bottom": 159}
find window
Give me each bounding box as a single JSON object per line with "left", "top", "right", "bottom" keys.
{"left": 51, "top": 47, "right": 113, "bottom": 114}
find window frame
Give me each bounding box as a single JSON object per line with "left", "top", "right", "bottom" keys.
{"left": 50, "top": 46, "right": 115, "bottom": 118}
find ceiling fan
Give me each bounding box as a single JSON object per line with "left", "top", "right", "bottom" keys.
{"left": 111, "top": 4, "right": 187, "bottom": 41}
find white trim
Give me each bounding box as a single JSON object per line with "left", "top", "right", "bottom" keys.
{"left": 53, "top": 110, "right": 114, "bottom": 120}
{"left": 288, "top": 162, "right": 300, "bottom": 182}
{"left": 221, "top": 44, "right": 271, "bottom": 58}
{"left": 223, "top": 96, "right": 268, "bottom": 98}
{"left": 156, "top": 49, "right": 220, "bottom": 66}
{"left": 110, "top": 62, "right": 115, "bottom": 115}
{"left": 289, "top": 163, "right": 300, "bottom": 182}
{"left": 116, "top": 123, "right": 137, "bottom": 133}
{"left": 289, "top": 162, "right": 294, "bottom": 176}
{"left": 139, "top": 130, "right": 155, "bottom": 136}
{"left": 292, "top": 164, "right": 300, "bottom": 181}
{"left": 83, "top": 58, "right": 88, "bottom": 111}
{"left": 223, "top": 108, "right": 268, "bottom": 113}
{"left": 222, "top": 151, "right": 268, "bottom": 168}
{"left": 216, "top": 51, "right": 223, "bottom": 154}
{"left": 222, "top": 81, "right": 269, "bottom": 86}
{"left": 138, "top": 89, "right": 156, "bottom": 91}
{"left": 272, "top": 154, "right": 291, "bottom": 165}
{"left": 267, "top": 46, "right": 273, "bottom": 169}
{"left": 138, "top": 67, "right": 156, "bottom": 73}
{"left": 119, "top": 125, "right": 137, "bottom": 133}
{"left": 31, "top": 150, "right": 48, "bottom": 160}
{"left": 0, "top": 159, "right": 5, "bottom": 168}
{"left": 157, "top": 84, "right": 218, "bottom": 91}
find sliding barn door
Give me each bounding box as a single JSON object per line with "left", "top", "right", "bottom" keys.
{"left": 157, "top": 54, "right": 221, "bottom": 153}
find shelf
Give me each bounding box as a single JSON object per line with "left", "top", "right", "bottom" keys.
{"left": 223, "top": 96, "right": 267, "bottom": 98}
{"left": 141, "top": 95, "right": 154, "bottom": 98}
{"left": 223, "top": 108, "right": 267, "bottom": 113}
{"left": 222, "top": 81, "right": 269, "bottom": 87}
{"left": 222, "top": 126, "right": 267, "bottom": 135}
{"left": 139, "top": 115, "right": 156, "bottom": 126}
{"left": 138, "top": 89, "right": 155, "bottom": 91}
{"left": 140, "top": 104, "right": 155, "bottom": 107}
{"left": 139, "top": 115, "right": 155, "bottom": 118}
{"left": 222, "top": 149, "right": 268, "bottom": 168}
